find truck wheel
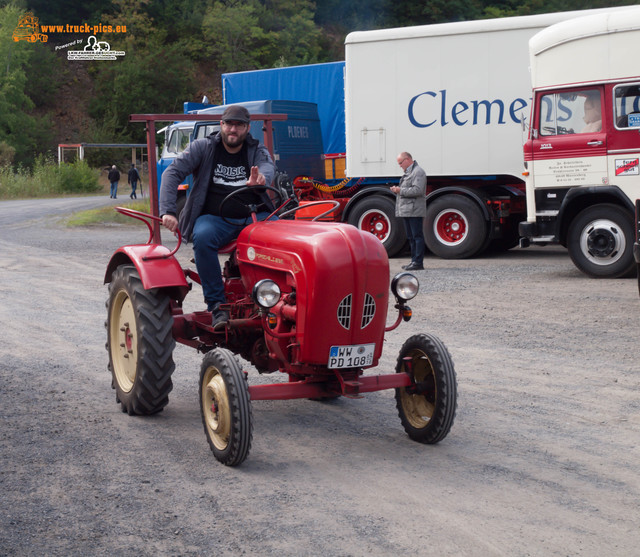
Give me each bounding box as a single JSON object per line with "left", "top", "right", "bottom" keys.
{"left": 395, "top": 333, "right": 457, "bottom": 444}
{"left": 347, "top": 195, "right": 406, "bottom": 256}
{"left": 200, "top": 348, "right": 253, "bottom": 466}
{"left": 106, "top": 265, "right": 175, "bottom": 415}
{"left": 425, "top": 195, "right": 488, "bottom": 258}
{"left": 176, "top": 193, "right": 186, "bottom": 220}
{"left": 567, "top": 204, "right": 635, "bottom": 278}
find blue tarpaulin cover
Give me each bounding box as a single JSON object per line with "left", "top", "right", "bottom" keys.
{"left": 222, "top": 61, "right": 345, "bottom": 154}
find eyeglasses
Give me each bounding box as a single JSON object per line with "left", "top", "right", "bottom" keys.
{"left": 222, "top": 121, "right": 248, "bottom": 129}
{"left": 398, "top": 157, "right": 408, "bottom": 165}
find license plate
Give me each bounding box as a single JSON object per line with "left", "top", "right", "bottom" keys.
{"left": 328, "top": 343, "right": 375, "bottom": 369}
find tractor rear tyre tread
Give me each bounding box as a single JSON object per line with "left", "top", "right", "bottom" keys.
{"left": 395, "top": 333, "right": 457, "bottom": 444}
{"left": 106, "top": 265, "right": 175, "bottom": 415}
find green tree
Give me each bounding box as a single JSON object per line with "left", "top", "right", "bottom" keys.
{"left": 88, "top": 0, "right": 196, "bottom": 141}
{"left": 202, "top": 1, "right": 271, "bottom": 71}
{"left": 0, "top": 3, "right": 55, "bottom": 166}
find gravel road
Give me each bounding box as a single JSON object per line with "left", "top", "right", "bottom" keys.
{"left": 0, "top": 196, "right": 638, "bottom": 556}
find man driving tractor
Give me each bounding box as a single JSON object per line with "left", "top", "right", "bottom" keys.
{"left": 159, "top": 105, "right": 276, "bottom": 328}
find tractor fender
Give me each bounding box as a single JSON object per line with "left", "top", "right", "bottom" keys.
{"left": 104, "top": 244, "right": 190, "bottom": 301}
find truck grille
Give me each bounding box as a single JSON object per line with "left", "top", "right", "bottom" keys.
{"left": 337, "top": 294, "right": 352, "bottom": 329}
{"left": 337, "top": 293, "right": 377, "bottom": 330}
{"left": 361, "top": 293, "right": 376, "bottom": 329}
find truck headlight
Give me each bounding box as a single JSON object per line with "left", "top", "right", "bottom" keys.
{"left": 252, "top": 279, "right": 281, "bottom": 308}
{"left": 391, "top": 272, "right": 419, "bottom": 301}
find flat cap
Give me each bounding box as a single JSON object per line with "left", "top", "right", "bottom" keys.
{"left": 221, "top": 105, "right": 251, "bottom": 123}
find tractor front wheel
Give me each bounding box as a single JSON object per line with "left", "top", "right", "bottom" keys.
{"left": 199, "top": 349, "right": 253, "bottom": 466}
{"left": 106, "top": 265, "right": 175, "bottom": 415}
{"left": 395, "top": 333, "right": 457, "bottom": 444}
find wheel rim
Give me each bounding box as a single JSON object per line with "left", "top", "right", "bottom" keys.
{"left": 399, "top": 350, "right": 437, "bottom": 429}
{"left": 358, "top": 209, "right": 391, "bottom": 242}
{"left": 202, "top": 366, "right": 231, "bottom": 451}
{"left": 433, "top": 209, "right": 468, "bottom": 246}
{"left": 580, "top": 219, "right": 626, "bottom": 266}
{"left": 109, "top": 290, "right": 138, "bottom": 393}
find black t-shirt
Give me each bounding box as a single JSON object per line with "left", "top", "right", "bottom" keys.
{"left": 203, "top": 144, "right": 262, "bottom": 218}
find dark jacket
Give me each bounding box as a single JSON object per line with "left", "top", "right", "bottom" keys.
{"left": 108, "top": 168, "right": 120, "bottom": 182}
{"left": 159, "top": 132, "right": 275, "bottom": 241}
{"left": 128, "top": 167, "right": 140, "bottom": 184}
{"left": 395, "top": 160, "right": 427, "bottom": 218}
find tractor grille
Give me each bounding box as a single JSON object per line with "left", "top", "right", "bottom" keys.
{"left": 337, "top": 294, "right": 352, "bottom": 330}
{"left": 361, "top": 293, "right": 376, "bottom": 329}
{"left": 337, "top": 293, "right": 377, "bottom": 330}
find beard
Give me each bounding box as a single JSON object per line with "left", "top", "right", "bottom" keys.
{"left": 221, "top": 128, "right": 248, "bottom": 149}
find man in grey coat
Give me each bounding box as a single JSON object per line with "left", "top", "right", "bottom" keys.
{"left": 159, "top": 105, "right": 276, "bottom": 328}
{"left": 391, "top": 152, "right": 427, "bottom": 271}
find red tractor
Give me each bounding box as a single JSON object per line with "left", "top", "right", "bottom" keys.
{"left": 104, "top": 115, "right": 457, "bottom": 466}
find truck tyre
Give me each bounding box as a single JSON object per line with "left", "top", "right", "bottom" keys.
{"left": 395, "top": 333, "right": 457, "bottom": 444}
{"left": 425, "top": 195, "right": 488, "bottom": 258}
{"left": 175, "top": 193, "right": 186, "bottom": 220}
{"left": 567, "top": 204, "right": 635, "bottom": 278}
{"left": 200, "top": 348, "right": 253, "bottom": 466}
{"left": 347, "top": 195, "right": 406, "bottom": 256}
{"left": 106, "top": 265, "right": 175, "bottom": 415}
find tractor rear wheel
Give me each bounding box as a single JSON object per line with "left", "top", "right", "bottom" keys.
{"left": 199, "top": 349, "right": 253, "bottom": 466}
{"left": 395, "top": 333, "right": 457, "bottom": 444}
{"left": 106, "top": 265, "right": 175, "bottom": 415}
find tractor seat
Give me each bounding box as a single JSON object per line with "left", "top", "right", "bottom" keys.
{"left": 219, "top": 240, "right": 237, "bottom": 254}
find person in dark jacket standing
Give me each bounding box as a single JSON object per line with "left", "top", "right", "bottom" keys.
{"left": 390, "top": 152, "right": 427, "bottom": 271}
{"left": 160, "top": 105, "right": 276, "bottom": 328}
{"left": 127, "top": 164, "right": 141, "bottom": 199}
{"left": 108, "top": 165, "right": 120, "bottom": 198}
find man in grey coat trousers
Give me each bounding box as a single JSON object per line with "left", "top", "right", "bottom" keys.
{"left": 159, "top": 105, "right": 276, "bottom": 328}
{"left": 391, "top": 152, "right": 427, "bottom": 271}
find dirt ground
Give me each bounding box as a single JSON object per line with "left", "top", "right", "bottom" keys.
{"left": 0, "top": 196, "right": 638, "bottom": 556}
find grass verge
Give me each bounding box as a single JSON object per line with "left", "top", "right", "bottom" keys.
{"left": 66, "top": 199, "right": 152, "bottom": 227}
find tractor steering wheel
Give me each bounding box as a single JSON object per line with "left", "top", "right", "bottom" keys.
{"left": 218, "top": 184, "right": 284, "bottom": 225}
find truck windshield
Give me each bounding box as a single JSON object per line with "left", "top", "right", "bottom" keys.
{"left": 539, "top": 89, "right": 601, "bottom": 136}
{"left": 614, "top": 84, "right": 640, "bottom": 129}
{"left": 166, "top": 128, "right": 192, "bottom": 154}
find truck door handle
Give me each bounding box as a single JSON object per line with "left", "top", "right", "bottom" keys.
{"left": 587, "top": 140, "right": 603, "bottom": 146}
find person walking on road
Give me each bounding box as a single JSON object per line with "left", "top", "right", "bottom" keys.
{"left": 390, "top": 152, "right": 427, "bottom": 271}
{"left": 159, "top": 105, "right": 276, "bottom": 329}
{"left": 108, "top": 165, "right": 120, "bottom": 199}
{"left": 128, "top": 164, "right": 141, "bottom": 199}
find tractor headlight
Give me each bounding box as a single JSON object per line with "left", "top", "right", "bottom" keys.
{"left": 252, "top": 279, "right": 281, "bottom": 309}
{"left": 391, "top": 272, "right": 419, "bottom": 301}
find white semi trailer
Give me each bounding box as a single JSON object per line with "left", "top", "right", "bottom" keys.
{"left": 344, "top": 7, "right": 632, "bottom": 260}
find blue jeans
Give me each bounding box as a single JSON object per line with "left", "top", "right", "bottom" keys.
{"left": 110, "top": 182, "right": 118, "bottom": 198}
{"left": 192, "top": 212, "right": 274, "bottom": 310}
{"left": 403, "top": 217, "right": 425, "bottom": 265}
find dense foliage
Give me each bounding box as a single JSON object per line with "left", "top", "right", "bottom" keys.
{"left": 0, "top": 0, "right": 637, "bottom": 167}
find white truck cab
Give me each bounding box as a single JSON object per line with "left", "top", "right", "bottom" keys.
{"left": 519, "top": 8, "right": 640, "bottom": 277}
